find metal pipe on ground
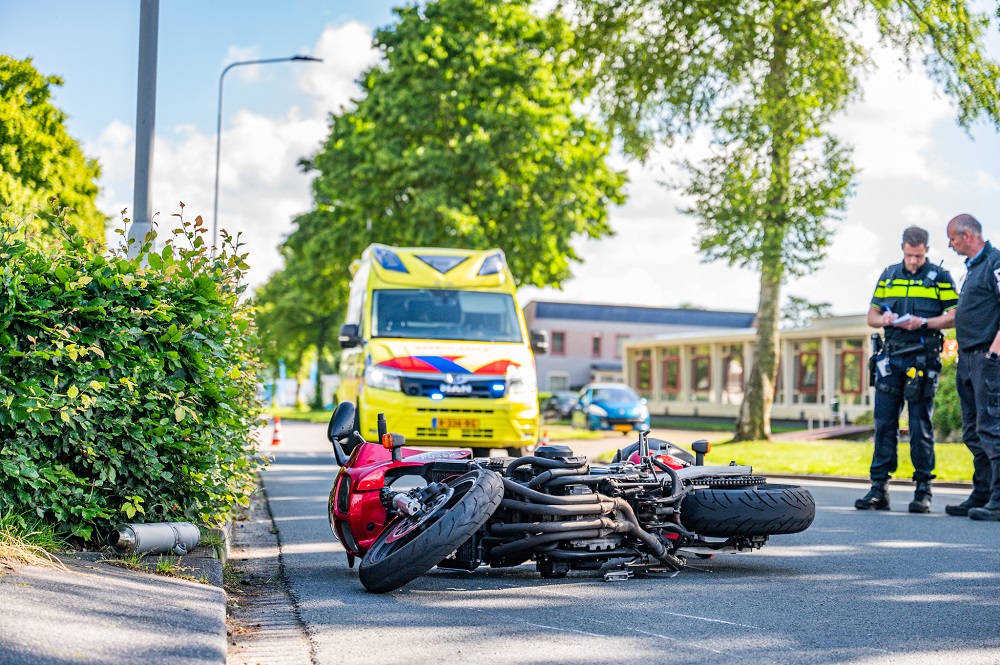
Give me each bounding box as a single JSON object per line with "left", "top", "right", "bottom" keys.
{"left": 107, "top": 522, "right": 201, "bottom": 556}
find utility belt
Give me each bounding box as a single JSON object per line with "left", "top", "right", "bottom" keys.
{"left": 869, "top": 333, "right": 941, "bottom": 401}
{"left": 883, "top": 334, "right": 943, "bottom": 356}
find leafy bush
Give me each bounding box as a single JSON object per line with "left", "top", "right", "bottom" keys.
{"left": 853, "top": 410, "right": 874, "bottom": 427}
{"left": 933, "top": 353, "right": 961, "bottom": 441}
{"left": 0, "top": 208, "right": 263, "bottom": 542}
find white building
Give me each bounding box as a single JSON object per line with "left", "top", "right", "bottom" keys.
{"left": 622, "top": 314, "right": 875, "bottom": 423}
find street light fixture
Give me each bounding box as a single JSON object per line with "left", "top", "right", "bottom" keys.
{"left": 212, "top": 55, "right": 323, "bottom": 250}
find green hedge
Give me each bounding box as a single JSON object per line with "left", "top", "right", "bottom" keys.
{"left": 0, "top": 209, "right": 262, "bottom": 541}
{"left": 932, "top": 353, "right": 961, "bottom": 441}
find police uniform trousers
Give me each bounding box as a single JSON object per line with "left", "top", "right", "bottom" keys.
{"left": 871, "top": 351, "right": 936, "bottom": 482}
{"left": 956, "top": 349, "right": 1000, "bottom": 504}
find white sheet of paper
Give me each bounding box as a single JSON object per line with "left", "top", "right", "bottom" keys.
{"left": 892, "top": 313, "right": 912, "bottom": 326}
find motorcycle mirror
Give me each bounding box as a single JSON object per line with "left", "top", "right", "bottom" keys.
{"left": 328, "top": 402, "right": 357, "bottom": 466}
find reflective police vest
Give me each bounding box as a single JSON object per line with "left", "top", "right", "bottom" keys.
{"left": 870, "top": 261, "right": 957, "bottom": 347}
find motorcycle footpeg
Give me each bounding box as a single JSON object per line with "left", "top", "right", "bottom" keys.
{"left": 603, "top": 568, "right": 634, "bottom": 582}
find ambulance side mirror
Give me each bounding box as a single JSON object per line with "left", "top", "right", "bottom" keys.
{"left": 530, "top": 329, "right": 549, "bottom": 355}
{"left": 339, "top": 324, "right": 361, "bottom": 349}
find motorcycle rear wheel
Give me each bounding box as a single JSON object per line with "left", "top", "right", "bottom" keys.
{"left": 358, "top": 469, "right": 503, "bottom": 593}
{"left": 680, "top": 483, "right": 815, "bottom": 537}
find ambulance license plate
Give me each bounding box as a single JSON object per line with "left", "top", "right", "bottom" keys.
{"left": 433, "top": 418, "right": 480, "bottom": 429}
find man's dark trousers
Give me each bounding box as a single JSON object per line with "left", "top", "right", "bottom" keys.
{"left": 871, "top": 352, "right": 935, "bottom": 482}
{"left": 956, "top": 350, "right": 1000, "bottom": 503}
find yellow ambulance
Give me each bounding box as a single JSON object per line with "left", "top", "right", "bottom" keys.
{"left": 336, "top": 244, "right": 546, "bottom": 456}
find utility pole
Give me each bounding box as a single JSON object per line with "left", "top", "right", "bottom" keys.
{"left": 128, "top": 0, "right": 159, "bottom": 256}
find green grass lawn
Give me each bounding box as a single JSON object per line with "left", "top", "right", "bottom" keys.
{"left": 649, "top": 419, "right": 800, "bottom": 434}
{"left": 266, "top": 406, "right": 334, "bottom": 423}
{"left": 697, "top": 439, "right": 974, "bottom": 483}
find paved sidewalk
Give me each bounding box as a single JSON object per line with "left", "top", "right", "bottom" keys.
{"left": 0, "top": 552, "right": 226, "bottom": 665}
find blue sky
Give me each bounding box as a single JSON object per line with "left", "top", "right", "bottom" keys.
{"left": 3, "top": 1, "right": 1000, "bottom": 315}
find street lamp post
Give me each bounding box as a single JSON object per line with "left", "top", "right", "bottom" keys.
{"left": 212, "top": 55, "right": 322, "bottom": 250}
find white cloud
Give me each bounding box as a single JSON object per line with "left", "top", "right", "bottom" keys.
{"left": 300, "top": 21, "right": 381, "bottom": 115}
{"left": 899, "top": 203, "right": 946, "bottom": 229}
{"left": 831, "top": 46, "right": 952, "bottom": 185}
{"left": 827, "top": 224, "right": 880, "bottom": 267}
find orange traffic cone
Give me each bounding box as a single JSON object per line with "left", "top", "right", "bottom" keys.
{"left": 271, "top": 416, "right": 283, "bottom": 446}
{"left": 540, "top": 430, "right": 549, "bottom": 445}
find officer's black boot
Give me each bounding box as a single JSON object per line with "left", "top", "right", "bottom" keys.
{"left": 967, "top": 501, "right": 1000, "bottom": 521}
{"left": 945, "top": 495, "right": 987, "bottom": 516}
{"left": 967, "top": 488, "right": 1000, "bottom": 521}
{"left": 855, "top": 480, "right": 890, "bottom": 510}
{"left": 908, "top": 481, "right": 932, "bottom": 513}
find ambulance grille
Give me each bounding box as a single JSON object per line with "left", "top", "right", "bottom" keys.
{"left": 460, "top": 429, "right": 494, "bottom": 439}
{"left": 416, "top": 428, "right": 451, "bottom": 438}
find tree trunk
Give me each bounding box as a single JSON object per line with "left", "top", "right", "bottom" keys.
{"left": 733, "top": 7, "right": 791, "bottom": 442}
{"left": 735, "top": 259, "right": 782, "bottom": 441}
{"left": 311, "top": 320, "right": 330, "bottom": 411}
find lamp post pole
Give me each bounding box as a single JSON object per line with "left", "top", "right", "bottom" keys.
{"left": 212, "top": 55, "right": 322, "bottom": 250}
{"left": 128, "top": 0, "right": 159, "bottom": 256}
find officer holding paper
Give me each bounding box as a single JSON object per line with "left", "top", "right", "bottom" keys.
{"left": 856, "top": 226, "right": 957, "bottom": 513}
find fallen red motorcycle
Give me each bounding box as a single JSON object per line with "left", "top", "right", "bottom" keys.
{"left": 326, "top": 402, "right": 815, "bottom": 593}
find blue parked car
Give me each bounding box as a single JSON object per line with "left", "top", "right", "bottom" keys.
{"left": 571, "top": 383, "right": 650, "bottom": 434}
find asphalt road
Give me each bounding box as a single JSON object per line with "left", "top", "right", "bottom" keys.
{"left": 261, "top": 421, "right": 1000, "bottom": 665}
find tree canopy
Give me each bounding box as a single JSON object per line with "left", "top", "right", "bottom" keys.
{"left": 782, "top": 295, "right": 833, "bottom": 329}
{"left": 0, "top": 55, "right": 105, "bottom": 242}
{"left": 563, "top": 0, "right": 1000, "bottom": 440}
{"left": 257, "top": 0, "right": 626, "bottom": 374}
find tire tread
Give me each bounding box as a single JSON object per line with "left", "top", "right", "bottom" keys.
{"left": 680, "top": 483, "right": 816, "bottom": 537}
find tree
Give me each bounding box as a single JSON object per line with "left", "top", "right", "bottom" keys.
{"left": 781, "top": 295, "right": 833, "bottom": 329}
{"left": 563, "top": 0, "right": 1000, "bottom": 440}
{"left": 254, "top": 243, "right": 342, "bottom": 409}
{"left": 257, "top": 0, "right": 627, "bottom": 382}
{"left": 295, "top": 0, "right": 624, "bottom": 287}
{"left": 0, "top": 55, "right": 105, "bottom": 242}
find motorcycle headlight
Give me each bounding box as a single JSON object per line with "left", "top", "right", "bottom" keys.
{"left": 506, "top": 364, "right": 536, "bottom": 396}
{"left": 587, "top": 404, "right": 608, "bottom": 417}
{"left": 364, "top": 366, "right": 402, "bottom": 392}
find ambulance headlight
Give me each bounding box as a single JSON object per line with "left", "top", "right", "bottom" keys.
{"left": 506, "top": 364, "right": 536, "bottom": 396}
{"left": 364, "top": 367, "right": 402, "bottom": 392}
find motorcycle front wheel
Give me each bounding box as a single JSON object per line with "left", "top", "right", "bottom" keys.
{"left": 358, "top": 469, "right": 503, "bottom": 593}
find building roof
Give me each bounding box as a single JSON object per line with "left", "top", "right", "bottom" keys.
{"left": 529, "top": 301, "right": 756, "bottom": 328}
{"left": 622, "top": 313, "right": 870, "bottom": 348}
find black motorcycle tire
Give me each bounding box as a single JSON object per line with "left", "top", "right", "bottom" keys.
{"left": 358, "top": 469, "right": 504, "bottom": 593}
{"left": 680, "top": 483, "right": 815, "bottom": 537}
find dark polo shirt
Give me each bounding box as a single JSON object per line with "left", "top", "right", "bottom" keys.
{"left": 956, "top": 241, "right": 1000, "bottom": 351}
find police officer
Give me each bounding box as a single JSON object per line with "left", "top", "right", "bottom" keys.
{"left": 856, "top": 226, "right": 957, "bottom": 512}
{"left": 946, "top": 214, "right": 1000, "bottom": 521}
